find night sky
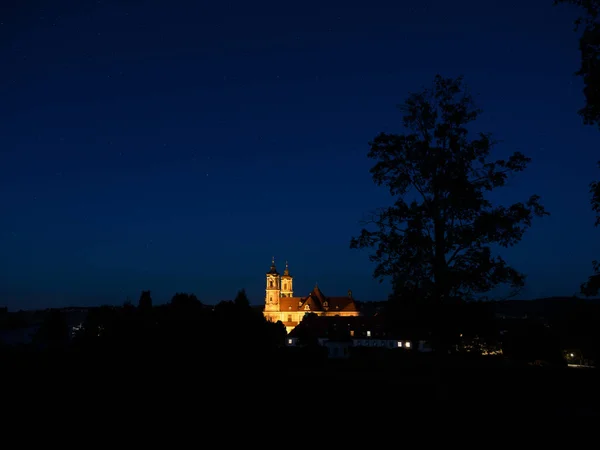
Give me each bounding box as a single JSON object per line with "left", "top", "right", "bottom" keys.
{"left": 1, "top": 0, "right": 598, "bottom": 309}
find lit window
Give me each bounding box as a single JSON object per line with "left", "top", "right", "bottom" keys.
{"left": 350, "top": 330, "right": 354, "bottom": 337}
{"left": 405, "top": 342, "right": 411, "bottom": 348}
{"left": 304, "top": 304, "right": 310, "bottom": 310}
{"left": 367, "top": 330, "right": 371, "bottom": 337}
{"left": 288, "top": 339, "right": 292, "bottom": 345}
{"left": 397, "top": 341, "right": 402, "bottom": 347}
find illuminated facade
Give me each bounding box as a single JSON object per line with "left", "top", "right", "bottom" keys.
{"left": 263, "top": 258, "right": 360, "bottom": 333}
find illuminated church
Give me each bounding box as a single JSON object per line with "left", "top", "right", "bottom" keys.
{"left": 263, "top": 258, "right": 360, "bottom": 333}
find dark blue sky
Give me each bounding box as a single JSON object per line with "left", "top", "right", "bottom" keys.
{"left": 1, "top": 0, "right": 598, "bottom": 309}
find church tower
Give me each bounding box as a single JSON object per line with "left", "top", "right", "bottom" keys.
{"left": 280, "top": 261, "right": 294, "bottom": 298}
{"left": 264, "top": 257, "right": 281, "bottom": 314}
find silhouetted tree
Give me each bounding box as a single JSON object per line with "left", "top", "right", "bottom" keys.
{"left": 293, "top": 313, "right": 321, "bottom": 347}
{"left": 170, "top": 292, "right": 202, "bottom": 313}
{"left": 233, "top": 288, "right": 250, "bottom": 309}
{"left": 213, "top": 291, "right": 284, "bottom": 359}
{"left": 555, "top": 1, "right": 600, "bottom": 127}
{"left": 138, "top": 290, "right": 152, "bottom": 310}
{"left": 581, "top": 172, "right": 600, "bottom": 295}
{"left": 265, "top": 319, "right": 286, "bottom": 348}
{"left": 555, "top": 2, "right": 600, "bottom": 296}
{"left": 216, "top": 299, "right": 237, "bottom": 313}
{"left": 163, "top": 293, "right": 206, "bottom": 354}
{"left": 351, "top": 75, "right": 548, "bottom": 305}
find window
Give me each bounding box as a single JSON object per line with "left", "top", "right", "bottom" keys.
{"left": 288, "top": 338, "right": 293, "bottom": 345}
{"left": 304, "top": 304, "right": 310, "bottom": 310}
{"left": 323, "top": 301, "right": 328, "bottom": 307}
{"left": 288, "top": 315, "right": 292, "bottom": 322}
{"left": 269, "top": 280, "right": 273, "bottom": 288}
{"left": 350, "top": 330, "right": 355, "bottom": 337}
{"left": 405, "top": 342, "right": 411, "bottom": 348}
{"left": 397, "top": 341, "right": 402, "bottom": 348}
{"left": 283, "top": 283, "right": 287, "bottom": 290}
{"left": 367, "top": 330, "right": 371, "bottom": 337}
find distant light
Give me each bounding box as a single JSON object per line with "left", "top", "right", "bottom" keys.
{"left": 288, "top": 339, "right": 293, "bottom": 345}
{"left": 366, "top": 330, "right": 371, "bottom": 337}
{"left": 397, "top": 341, "right": 402, "bottom": 347}
{"left": 405, "top": 342, "right": 411, "bottom": 348}
{"left": 570, "top": 353, "right": 574, "bottom": 357}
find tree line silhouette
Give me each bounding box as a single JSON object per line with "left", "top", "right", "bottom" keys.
{"left": 1, "top": 289, "right": 287, "bottom": 379}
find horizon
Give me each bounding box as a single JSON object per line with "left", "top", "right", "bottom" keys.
{"left": 2, "top": 0, "right": 600, "bottom": 310}
{"left": 4, "top": 291, "right": 599, "bottom": 313}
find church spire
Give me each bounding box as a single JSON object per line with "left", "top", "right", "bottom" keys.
{"left": 280, "top": 260, "right": 293, "bottom": 297}
{"left": 283, "top": 260, "right": 290, "bottom": 276}
{"left": 267, "top": 256, "right": 279, "bottom": 275}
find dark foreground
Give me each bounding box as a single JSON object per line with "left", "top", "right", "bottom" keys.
{"left": 3, "top": 348, "right": 599, "bottom": 424}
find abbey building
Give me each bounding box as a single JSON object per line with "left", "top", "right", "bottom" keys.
{"left": 263, "top": 258, "right": 360, "bottom": 333}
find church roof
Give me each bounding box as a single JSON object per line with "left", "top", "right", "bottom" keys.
{"left": 309, "top": 285, "right": 327, "bottom": 305}
{"left": 325, "top": 296, "right": 359, "bottom": 312}
{"left": 279, "top": 286, "right": 358, "bottom": 313}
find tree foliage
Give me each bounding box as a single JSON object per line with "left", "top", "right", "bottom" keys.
{"left": 581, "top": 164, "right": 600, "bottom": 295}
{"left": 555, "top": 0, "right": 600, "bottom": 127}
{"left": 556, "top": 1, "right": 600, "bottom": 295}
{"left": 350, "top": 75, "right": 548, "bottom": 303}
{"left": 138, "top": 290, "right": 152, "bottom": 310}
{"left": 234, "top": 288, "right": 250, "bottom": 309}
